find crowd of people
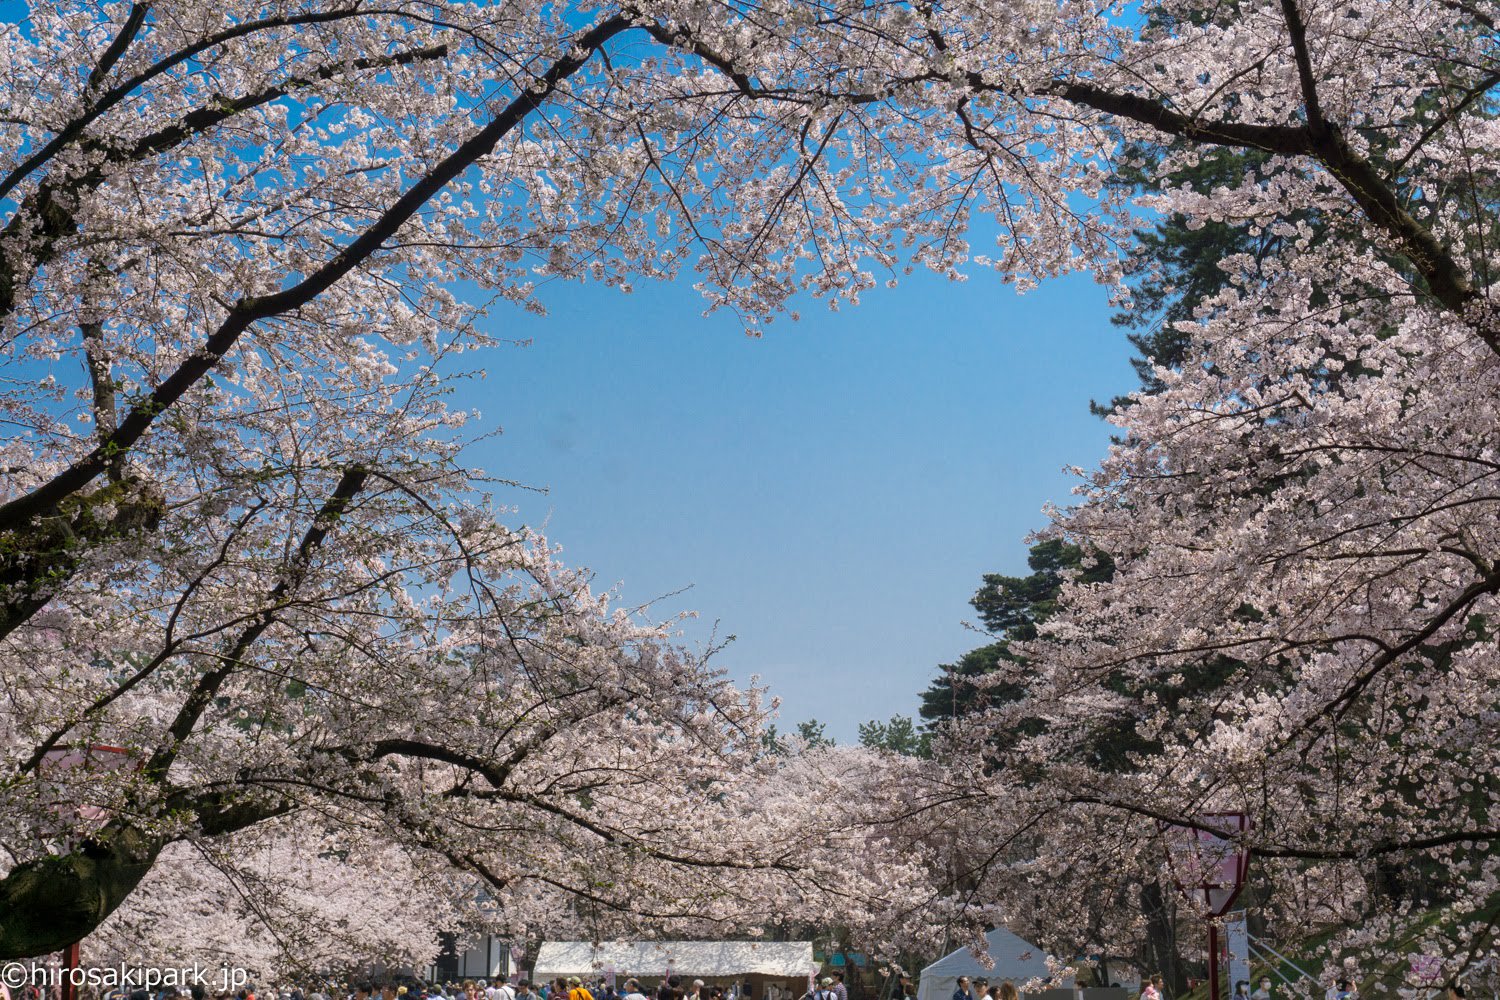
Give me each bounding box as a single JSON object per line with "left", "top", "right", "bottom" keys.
{"left": 356, "top": 972, "right": 867, "bottom": 1000}
{"left": 955, "top": 970, "right": 1464, "bottom": 1000}
{"left": 948, "top": 977, "right": 1019, "bottom": 1000}
{"left": 195, "top": 970, "right": 861, "bottom": 1000}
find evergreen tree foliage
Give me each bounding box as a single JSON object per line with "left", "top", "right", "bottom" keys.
{"left": 917, "top": 540, "right": 1113, "bottom": 726}
{"left": 857, "top": 714, "right": 929, "bottom": 757}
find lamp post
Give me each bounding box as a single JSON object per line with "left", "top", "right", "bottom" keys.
{"left": 1161, "top": 813, "right": 1253, "bottom": 1000}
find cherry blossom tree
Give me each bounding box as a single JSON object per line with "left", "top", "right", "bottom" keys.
{"left": 2, "top": 0, "right": 1498, "bottom": 983}
{"left": 0, "top": 0, "right": 1005, "bottom": 959}
{"left": 889, "top": 0, "right": 1500, "bottom": 986}
{"left": 87, "top": 829, "right": 481, "bottom": 979}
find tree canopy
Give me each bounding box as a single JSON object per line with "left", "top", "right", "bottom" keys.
{"left": 1, "top": 0, "right": 1497, "bottom": 986}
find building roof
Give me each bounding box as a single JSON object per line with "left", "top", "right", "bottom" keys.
{"left": 531, "top": 941, "right": 816, "bottom": 979}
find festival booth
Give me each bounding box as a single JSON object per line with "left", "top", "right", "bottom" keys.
{"left": 917, "top": 928, "right": 1078, "bottom": 1000}
{"left": 531, "top": 941, "right": 817, "bottom": 1000}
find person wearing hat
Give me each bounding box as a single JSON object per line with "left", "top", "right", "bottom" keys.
{"left": 568, "top": 978, "right": 594, "bottom": 1000}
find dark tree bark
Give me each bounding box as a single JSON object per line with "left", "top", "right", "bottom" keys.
{"left": 1139, "top": 881, "right": 1187, "bottom": 998}
{"left": 0, "top": 826, "right": 161, "bottom": 959}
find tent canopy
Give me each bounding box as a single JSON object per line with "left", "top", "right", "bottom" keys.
{"left": 532, "top": 941, "right": 816, "bottom": 980}
{"left": 917, "top": 928, "right": 1069, "bottom": 1000}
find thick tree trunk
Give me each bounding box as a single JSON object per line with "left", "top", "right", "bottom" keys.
{"left": 0, "top": 826, "right": 162, "bottom": 959}
{"left": 1139, "top": 881, "right": 1188, "bottom": 998}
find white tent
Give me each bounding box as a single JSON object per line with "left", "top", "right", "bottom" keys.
{"left": 917, "top": 928, "right": 1071, "bottom": 1000}
{"left": 532, "top": 941, "right": 816, "bottom": 981}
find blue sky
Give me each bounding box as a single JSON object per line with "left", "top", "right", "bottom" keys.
{"left": 455, "top": 265, "right": 1132, "bottom": 743}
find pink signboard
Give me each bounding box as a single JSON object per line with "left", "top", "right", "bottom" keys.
{"left": 1162, "top": 812, "right": 1253, "bottom": 917}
